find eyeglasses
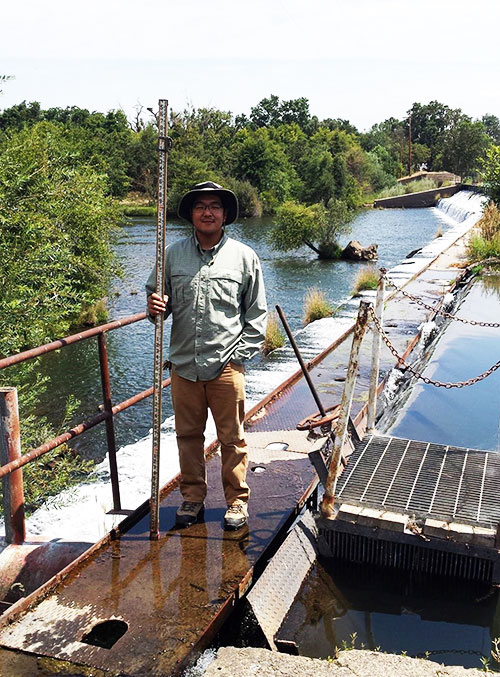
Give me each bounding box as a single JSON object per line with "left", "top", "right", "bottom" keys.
{"left": 192, "top": 203, "right": 224, "bottom": 214}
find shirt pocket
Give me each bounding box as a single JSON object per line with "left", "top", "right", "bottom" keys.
{"left": 171, "top": 274, "right": 195, "bottom": 305}
{"left": 210, "top": 269, "right": 243, "bottom": 310}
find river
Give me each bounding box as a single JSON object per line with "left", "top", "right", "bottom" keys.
{"left": 1, "top": 191, "right": 485, "bottom": 544}
{"left": 36, "top": 202, "right": 464, "bottom": 463}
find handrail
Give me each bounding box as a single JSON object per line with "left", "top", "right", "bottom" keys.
{"left": 0, "top": 312, "right": 158, "bottom": 544}
{"left": 0, "top": 312, "right": 147, "bottom": 370}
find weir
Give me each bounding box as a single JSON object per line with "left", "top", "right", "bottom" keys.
{"left": 0, "top": 190, "right": 491, "bottom": 674}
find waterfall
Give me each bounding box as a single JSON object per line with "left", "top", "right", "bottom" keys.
{"left": 435, "top": 189, "right": 486, "bottom": 223}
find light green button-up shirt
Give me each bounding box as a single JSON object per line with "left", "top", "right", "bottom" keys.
{"left": 146, "top": 232, "right": 267, "bottom": 382}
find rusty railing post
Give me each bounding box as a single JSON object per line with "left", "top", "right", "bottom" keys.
{"left": 367, "top": 269, "right": 386, "bottom": 433}
{"left": 0, "top": 387, "right": 26, "bottom": 544}
{"left": 320, "top": 301, "right": 371, "bottom": 520}
{"left": 97, "top": 333, "right": 121, "bottom": 512}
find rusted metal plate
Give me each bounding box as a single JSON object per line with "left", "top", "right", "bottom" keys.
{"left": 0, "top": 442, "right": 316, "bottom": 676}
{"left": 247, "top": 510, "right": 318, "bottom": 650}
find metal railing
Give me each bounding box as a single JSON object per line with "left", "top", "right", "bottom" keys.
{"left": 0, "top": 312, "right": 170, "bottom": 545}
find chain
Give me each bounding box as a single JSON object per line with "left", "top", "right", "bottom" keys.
{"left": 382, "top": 272, "right": 500, "bottom": 328}
{"left": 369, "top": 307, "right": 500, "bottom": 388}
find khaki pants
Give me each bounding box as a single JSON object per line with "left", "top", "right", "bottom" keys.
{"left": 171, "top": 363, "right": 249, "bottom": 506}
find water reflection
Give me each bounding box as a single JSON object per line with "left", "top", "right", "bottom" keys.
{"left": 279, "top": 560, "right": 500, "bottom": 669}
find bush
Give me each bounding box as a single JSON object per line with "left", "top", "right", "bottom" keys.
{"left": 224, "top": 177, "right": 262, "bottom": 218}
{"left": 466, "top": 202, "right": 500, "bottom": 261}
{"left": 303, "top": 287, "right": 334, "bottom": 325}
{"left": 352, "top": 265, "right": 379, "bottom": 294}
{"left": 262, "top": 312, "right": 285, "bottom": 354}
{"left": 377, "top": 177, "right": 439, "bottom": 199}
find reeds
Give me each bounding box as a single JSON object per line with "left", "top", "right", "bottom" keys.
{"left": 303, "top": 287, "right": 334, "bottom": 325}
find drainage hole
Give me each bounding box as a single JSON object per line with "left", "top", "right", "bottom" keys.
{"left": 250, "top": 465, "right": 266, "bottom": 473}
{"left": 81, "top": 619, "right": 128, "bottom": 649}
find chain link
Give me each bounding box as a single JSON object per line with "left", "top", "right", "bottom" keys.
{"left": 369, "top": 307, "right": 500, "bottom": 388}
{"left": 382, "top": 272, "right": 500, "bottom": 328}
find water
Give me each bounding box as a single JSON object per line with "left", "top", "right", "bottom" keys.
{"left": 280, "top": 560, "right": 500, "bottom": 670}
{"left": 36, "top": 204, "right": 458, "bottom": 462}
{"left": 388, "top": 275, "right": 500, "bottom": 450}
{"left": 2, "top": 191, "right": 485, "bottom": 545}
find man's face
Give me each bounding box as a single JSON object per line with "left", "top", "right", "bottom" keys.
{"left": 190, "top": 195, "right": 226, "bottom": 241}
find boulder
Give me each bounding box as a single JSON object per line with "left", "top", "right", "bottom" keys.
{"left": 342, "top": 240, "right": 378, "bottom": 261}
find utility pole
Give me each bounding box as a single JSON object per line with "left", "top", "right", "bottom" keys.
{"left": 408, "top": 114, "right": 412, "bottom": 177}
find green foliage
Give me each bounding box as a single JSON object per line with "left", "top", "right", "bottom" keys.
{"left": 481, "top": 145, "right": 500, "bottom": 205}
{"left": 0, "top": 103, "right": 133, "bottom": 196}
{"left": 262, "top": 312, "right": 285, "bottom": 354}
{"left": 0, "top": 121, "right": 119, "bottom": 515}
{"left": 438, "top": 117, "right": 489, "bottom": 179}
{"left": 467, "top": 203, "right": 500, "bottom": 262}
{"left": 0, "top": 367, "right": 96, "bottom": 517}
{"left": 303, "top": 288, "right": 334, "bottom": 325}
{"left": 272, "top": 199, "right": 354, "bottom": 258}
{"left": 377, "top": 177, "right": 440, "bottom": 199}
{"left": 0, "top": 122, "right": 121, "bottom": 354}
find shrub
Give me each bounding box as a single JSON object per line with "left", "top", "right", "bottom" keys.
{"left": 262, "top": 311, "right": 285, "bottom": 354}
{"left": 303, "top": 288, "right": 334, "bottom": 325}
{"left": 466, "top": 202, "right": 500, "bottom": 262}
{"left": 352, "top": 265, "right": 379, "bottom": 295}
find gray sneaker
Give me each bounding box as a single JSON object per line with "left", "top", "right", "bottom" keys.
{"left": 175, "top": 501, "right": 204, "bottom": 528}
{"left": 224, "top": 502, "right": 248, "bottom": 531}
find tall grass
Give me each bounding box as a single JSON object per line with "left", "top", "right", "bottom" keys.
{"left": 262, "top": 311, "right": 285, "bottom": 354}
{"left": 352, "top": 265, "right": 379, "bottom": 294}
{"left": 467, "top": 202, "right": 500, "bottom": 262}
{"left": 303, "top": 287, "right": 334, "bottom": 325}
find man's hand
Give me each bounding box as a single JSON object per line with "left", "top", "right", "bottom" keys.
{"left": 147, "top": 293, "right": 168, "bottom": 316}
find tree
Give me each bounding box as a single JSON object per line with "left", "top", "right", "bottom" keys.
{"left": 408, "top": 101, "right": 455, "bottom": 169}
{"left": 480, "top": 145, "right": 500, "bottom": 205}
{"left": 271, "top": 198, "right": 355, "bottom": 259}
{"left": 0, "top": 121, "right": 120, "bottom": 353}
{"left": 482, "top": 114, "right": 500, "bottom": 145}
{"left": 438, "top": 117, "right": 489, "bottom": 179}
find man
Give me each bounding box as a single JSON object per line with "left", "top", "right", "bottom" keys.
{"left": 146, "top": 181, "right": 267, "bottom": 530}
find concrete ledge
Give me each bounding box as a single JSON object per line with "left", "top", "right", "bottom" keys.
{"left": 374, "top": 185, "right": 462, "bottom": 209}
{"left": 202, "top": 647, "right": 484, "bottom": 676}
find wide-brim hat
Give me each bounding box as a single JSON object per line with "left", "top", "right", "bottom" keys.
{"left": 178, "top": 181, "right": 239, "bottom": 225}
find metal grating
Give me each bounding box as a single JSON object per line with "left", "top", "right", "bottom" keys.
{"left": 320, "top": 528, "right": 494, "bottom": 581}
{"left": 336, "top": 435, "right": 500, "bottom": 529}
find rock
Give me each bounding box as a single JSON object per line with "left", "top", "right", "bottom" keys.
{"left": 342, "top": 240, "right": 378, "bottom": 261}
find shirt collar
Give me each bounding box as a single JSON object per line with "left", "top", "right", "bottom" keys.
{"left": 193, "top": 229, "right": 228, "bottom": 256}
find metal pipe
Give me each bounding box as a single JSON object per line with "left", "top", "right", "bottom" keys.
{"left": 0, "top": 377, "right": 172, "bottom": 480}
{"left": 0, "top": 387, "right": 25, "bottom": 544}
{"left": 276, "top": 305, "right": 326, "bottom": 417}
{"left": 0, "top": 312, "right": 147, "bottom": 371}
{"left": 320, "top": 301, "right": 371, "bottom": 519}
{"left": 98, "top": 333, "right": 121, "bottom": 511}
{"left": 367, "top": 269, "right": 386, "bottom": 432}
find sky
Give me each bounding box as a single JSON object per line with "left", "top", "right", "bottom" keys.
{"left": 2, "top": 0, "right": 500, "bottom": 131}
